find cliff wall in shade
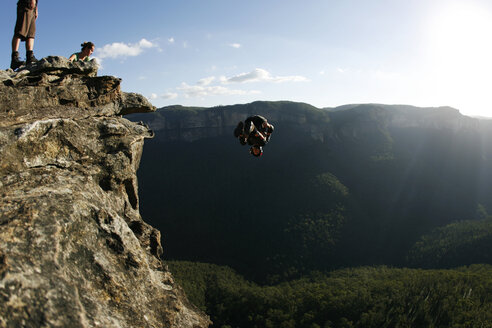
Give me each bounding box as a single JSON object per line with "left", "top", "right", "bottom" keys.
{"left": 128, "top": 102, "right": 483, "bottom": 145}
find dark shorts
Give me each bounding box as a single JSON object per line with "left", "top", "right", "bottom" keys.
{"left": 14, "top": 3, "right": 36, "bottom": 41}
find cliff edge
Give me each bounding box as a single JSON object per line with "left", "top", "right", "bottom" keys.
{"left": 0, "top": 57, "right": 210, "bottom": 327}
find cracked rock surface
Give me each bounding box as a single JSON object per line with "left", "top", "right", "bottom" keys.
{"left": 0, "top": 57, "right": 210, "bottom": 328}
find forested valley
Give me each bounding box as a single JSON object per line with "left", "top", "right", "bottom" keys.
{"left": 129, "top": 102, "right": 492, "bottom": 327}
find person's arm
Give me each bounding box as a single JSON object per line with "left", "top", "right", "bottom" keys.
{"left": 35, "top": 0, "right": 38, "bottom": 19}
{"left": 68, "top": 54, "right": 77, "bottom": 62}
{"left": 253, "top": 128, "right": 267, "bottom": 143}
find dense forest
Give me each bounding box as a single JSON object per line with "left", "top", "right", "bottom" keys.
{"left": 168, "top": 261, "right": 492, "bottom": 328}
{"left": 407, "top": 218, "right": 492, "bottom": 268}
{"left": 128, "top": 102, "right": 492, "bottom": 326}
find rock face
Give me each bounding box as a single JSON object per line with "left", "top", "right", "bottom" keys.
{"left": 128, "top": 102, "right": 481, "bottom": 146}
{"left": 127, "top": 102, "right": 329, "bottom": 143}
{"left": 0, "top": 57, "right": 210, "bottom": 327}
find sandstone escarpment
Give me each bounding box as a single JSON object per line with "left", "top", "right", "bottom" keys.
{"left": 128, "top": 102, "right": 329, "bottom": 143}
{"left": 0, "top": 57, "right": 210, "bottom": 327}
{"left": 130, "top": 102, "right": 483, "bottom": 147}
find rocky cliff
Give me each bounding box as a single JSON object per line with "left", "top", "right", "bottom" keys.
{"left": 0, "top": 57, "right": 210, "bottom": 327}
{"left": 128, "top": 102, "right": 483, "bottom": 145}
{"left": 127, "top": 102, "right": 329, "bottom": 142}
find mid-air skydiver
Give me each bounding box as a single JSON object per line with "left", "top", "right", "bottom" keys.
{"left": 233, "top": 115, "right": 274, "bottom": 157}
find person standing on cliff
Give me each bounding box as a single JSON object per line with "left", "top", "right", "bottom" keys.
{"left": 11, "top": 0, "right": 39, "bottom": 70}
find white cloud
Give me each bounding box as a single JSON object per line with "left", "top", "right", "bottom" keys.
{"left": 168, "top": 68, "right": 306, "bottom": 99}
{"left": 138, "top": 39, "right": 154, "bottom": 49}
{"left": 96, "top": 38, "right": 156, "bottom": 59}
{"left": 197, "top": 76, "right": 215, "bottom": 86}
{"left": 177, "top": 82, "right": 259, "bottom": 98}
{"left": 226, "top": 68, "right": 269, "bottom": 83}
{"left": 162, "top": 92, "right": 178, "bottom": 100}
{"left": 225, "top": 68, "right": 309, "bottom": 83}
{"left": 168, "top": 37, "right": 175, "bottom": 44}
{"left": 148, "top": 92, "right": 178, "bottom": 100}
{"left": 229, "top": 43, "right": 241, "bottom": 49}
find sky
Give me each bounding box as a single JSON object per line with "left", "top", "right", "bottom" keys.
{"left": 1, "top": 0, "right": 492, "bottom": 117}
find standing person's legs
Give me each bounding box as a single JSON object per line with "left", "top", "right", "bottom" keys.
{"left": 26, "top": 38, "right": 34, "bottom": 51}
{"left": 25, "top": 37, "right": 37, "bottom": 63}
{"left": 10, "top": 36, "right": 24, "bottom": 69}
{"left": 24, "top": 6, "right": 37, "bottom": 64}
{"left": 11, "top": 4, "right": 27, "bottom": 69}
{"left": 12, "top": 36, "right": 20, "bottom": 53}
{"left": 12, "top": 2, "right": 37, "bottom": 66}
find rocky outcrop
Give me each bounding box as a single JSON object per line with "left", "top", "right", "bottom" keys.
{"left": 0, "top": 57, "right": 210, "bottom": 327}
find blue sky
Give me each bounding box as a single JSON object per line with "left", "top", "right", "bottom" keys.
{"left": 2, "top": 0, "right": 492, "bottom": 117}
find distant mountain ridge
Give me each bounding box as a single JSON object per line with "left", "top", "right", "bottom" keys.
{"left": 130, "top": 101, "right": 327, "bottom": 142}
{"left": 130, "top": 101, "right": 484, "bottom": 143}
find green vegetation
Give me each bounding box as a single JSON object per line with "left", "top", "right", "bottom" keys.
{"left": 169, "top": 261, "right": 492, "bottom": 328}
{"left": 407, "top": 217, "right": 492, "bottom": 268}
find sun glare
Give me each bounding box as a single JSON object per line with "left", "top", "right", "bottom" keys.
{"left": 426, "top": 2, "right": 492, "bottom": 116}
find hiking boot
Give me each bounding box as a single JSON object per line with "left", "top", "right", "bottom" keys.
{"left": 10, "top": 51, "right": 25, "bottom": 70}
{"left": 26, "top": 51, "right": 38, "bottom": 65}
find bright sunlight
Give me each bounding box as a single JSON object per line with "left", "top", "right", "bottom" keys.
{"left": 426, "top": 2, "right": 492, "bottom": 117}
